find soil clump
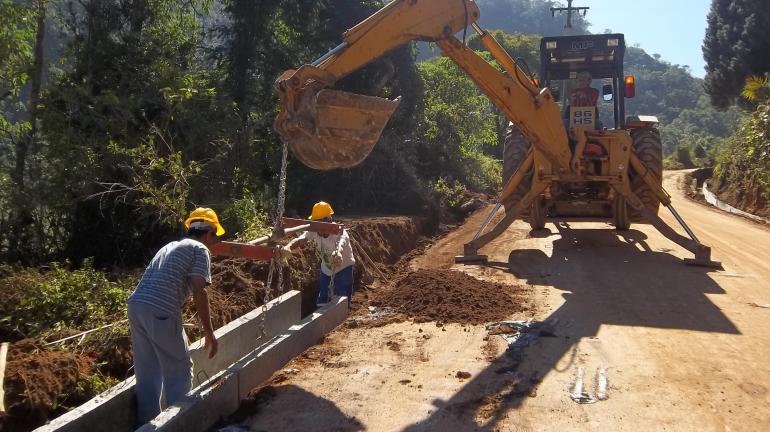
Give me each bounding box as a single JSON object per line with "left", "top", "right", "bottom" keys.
{"left": 369, "top": 269, "right": 528, "bottom": 325}
{"left": 1, "top": 339, "right": 96, "bottom": 432}
{"left": 2, "top": 215, "right": 435, "bottom": 432}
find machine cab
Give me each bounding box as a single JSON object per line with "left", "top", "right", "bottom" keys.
{"left": 539, "top": 34, "right": 634, "bottom": 130}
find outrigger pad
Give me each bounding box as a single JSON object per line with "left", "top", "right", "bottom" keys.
{"left": 684, "top": 245, "right": 723, "bottom": 269}
{"left": 454, "top": 254, "right": 489, "bottom": 265}
{"left": 683, "top": 258, "right": 723, "bottom": 268}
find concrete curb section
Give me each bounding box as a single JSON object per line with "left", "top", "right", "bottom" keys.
{"left": 35, "top": 290, "right": 303, "bottom": 432}
{"left": 139, "top": 297, "right": 350, "bottom": 432}
{"left": 702, "top": 183, "right": 770, "bottom": 224}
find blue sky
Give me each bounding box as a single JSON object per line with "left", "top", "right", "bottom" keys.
{"left": 583, "top": 0, "right": 712, "bottom": 78}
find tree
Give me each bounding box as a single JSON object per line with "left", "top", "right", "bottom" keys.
{"left": 468, "top": 30, "right": 540, "bottom": 148}
{"left": 412, "top": 54, "right": 501, "bottom": 193}
{"left": 713, "top": 78, "right": 770, "bottom": 200}
{"left": 0, "top": 0, "right": 43, "bottom": 262}
{"left": 703, "top": 0, "right": 770, "bottom": 108}
{"left": 675, "top": 146, "right": 695, "bottom": 169}
{"left": 624, "top": 46, "right": 740, "bottom": 155}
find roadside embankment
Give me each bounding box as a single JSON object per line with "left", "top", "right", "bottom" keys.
{"left": 0, "top": 211, "right": 460, "bottom": 432}
{"left": 684, "top": 168, "right": 770, "bottom": 224}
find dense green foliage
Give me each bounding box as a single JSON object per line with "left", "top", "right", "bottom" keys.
{"left": 468, "top": 31, "right": 541, "bottom": 146}
{"left": 0, "top": 260, "right": 137, "bottom": 339}
{"left": 0, "top": 0, "right": 757, "bottom": 268}
{"left": 416, "top": 55, "right": 501, "bottom": 193}
{"left": 0, "top": 1, "right": 34, "bottom": 100}
{"left": 703, "top": 0, "right": 770, "bottom": 203}
{"left": 713, "top": 75, "right": 770, "bottom": 199}
{"left": 0, "top": 0, "right": 36, "bottom": 262}
{"left": 0, "top": 0, "right": 503, "bottom": 266}
{"left": 703, "top": 0, "right": 770, "bottom": 108}
{"left": 624, "top": 47, "right": 742, "bottom": 157}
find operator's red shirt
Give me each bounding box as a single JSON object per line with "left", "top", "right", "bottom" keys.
{"left": 570, "top": 87, "right": 599, "bottom": 106}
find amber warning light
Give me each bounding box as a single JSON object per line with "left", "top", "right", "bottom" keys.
{"left": 625, "top": 75, "right": 636, "bottom": 98}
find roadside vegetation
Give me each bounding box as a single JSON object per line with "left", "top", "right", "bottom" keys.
{"left": 703, "top": 0, "right": 770, "bottom": 211}
{"left": 0, "top": 0, "right": 768, "bottom": 429}
{"left": 711, "top": 75, "right": 770, "bottom": 207}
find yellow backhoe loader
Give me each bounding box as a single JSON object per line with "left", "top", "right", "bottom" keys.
{"left": 273, "top": 0, "right": 719, "bottom": 267}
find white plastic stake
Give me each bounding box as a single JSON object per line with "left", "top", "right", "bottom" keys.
{"left": 596, "top": 367, "right": 608, "bottom": 401}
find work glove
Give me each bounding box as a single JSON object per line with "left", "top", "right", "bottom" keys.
{"left": 331, "top": 251, "right": 343, "bottom": 269}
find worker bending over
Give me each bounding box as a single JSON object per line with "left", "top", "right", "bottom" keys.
{"left": 283, "top": 201, "right": 355, "bottom": 307}
{"left": 127, "top": 208, "right": 221, "bottom": 425}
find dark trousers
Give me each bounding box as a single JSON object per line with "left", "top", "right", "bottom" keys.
{"left": 318, "top": 265, "right": 354, "bottom": 306}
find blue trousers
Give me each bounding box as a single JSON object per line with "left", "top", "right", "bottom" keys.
{"left": 318, "top": 265, "right": 354, "bottom": 306}
{"left": 128, "top": 302, "right": 193, "bottom": 425}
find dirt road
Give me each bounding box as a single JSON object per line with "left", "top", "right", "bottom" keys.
{"left": 237, "top": 171, "right": 770, "bottom": 431}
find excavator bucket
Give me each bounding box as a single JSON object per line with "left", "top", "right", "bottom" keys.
{"left": 276, "top": 85, "right": 401, "bottom": 171}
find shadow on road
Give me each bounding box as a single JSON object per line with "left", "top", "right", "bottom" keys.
{"left": 230, "top": 384, "right": 364, "bottom": 432}
{"left": 401, "top": 222, "right": 733, "bottom": 431}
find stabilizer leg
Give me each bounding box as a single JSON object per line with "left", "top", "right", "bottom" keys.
{"left": 455, "top": 183, "right": 548, "bottom": 264}
{"left": 611, "top": 183, "right": 721, "bottom": 268}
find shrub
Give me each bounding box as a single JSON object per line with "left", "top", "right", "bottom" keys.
{"left": 0, "top": 259, "right": 137, "bottom": 339}
{"left": 431, "top": 178, "right": 466, "bottom": 209}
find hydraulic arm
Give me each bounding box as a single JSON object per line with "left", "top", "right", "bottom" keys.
{"left": 274, "top": 0, "right": 572, "bottom": 174}
{"left": 274, "top": 0, "right": 719, "bottom": 268}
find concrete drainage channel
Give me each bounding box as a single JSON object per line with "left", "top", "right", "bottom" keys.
{"left": 34, "top": 291, "right": 349, "bottom": 432}
{"left": 702, "top": 183, "right": 770, "bottom": 224}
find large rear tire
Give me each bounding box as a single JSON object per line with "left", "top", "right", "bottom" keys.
{"left": 502, "top": 125, "right": 533, "bottom": 220}
{"left": 629, "top": 127, "right": 663, "bottom": 222}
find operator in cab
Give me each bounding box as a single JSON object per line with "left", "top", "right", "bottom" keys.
{"left": 570, "top": 70, "right": 600, "bottom": 107}
{"left": 564, "top": 70, "right": 602, "bottom": 132}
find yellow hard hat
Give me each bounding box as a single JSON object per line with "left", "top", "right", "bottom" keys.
{"left": 309, "top": 201, "right": 334, "bottom": 221}
{"left": 184, "top": 207, "right": 225, "bottom": 236}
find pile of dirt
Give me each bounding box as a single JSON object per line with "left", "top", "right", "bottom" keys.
{"left": 199, "top": 216, "right": 432, "bottom": 322}
{"left": 206, "top": 258, "right": 271, "bottom": 328}
{"left": 369, "top": 269, "right": 528, "bottom": 324}
{"left": 1, "top": 340, "right": 95, "bottom": 432}
{"left": 0, "top": 216, "right": 435, "bottom": 432}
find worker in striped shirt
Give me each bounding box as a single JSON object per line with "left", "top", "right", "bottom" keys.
{"left": 127, "top": 207, "right": 223, "bottom": 425}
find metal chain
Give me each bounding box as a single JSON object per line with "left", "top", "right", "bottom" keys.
{"left": 313, "top": 231, "right": 343, "bottom": 302}
{"left": 258, "top": 138, "right": 290, "bottom": 339}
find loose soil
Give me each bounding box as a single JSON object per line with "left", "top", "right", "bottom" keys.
{"left": 234, "top": 171, "right": 770, "bottom": 431}
{"left": 369, "top": 269, "right": 529, "bottom": 324}
{"left": 1, "top": 340, "right": 95, "bottom": 432}
{"left": 1, "top": 214, "right": 443, "bottom": 432}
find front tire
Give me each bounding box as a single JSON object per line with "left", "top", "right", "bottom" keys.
{"left": 530, "top": 195, "right": 546, "bottom": 230}
{"left": 613, "top": 196, "right": 630, "bottom": 230}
